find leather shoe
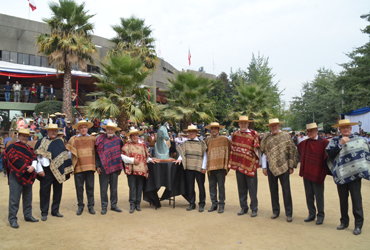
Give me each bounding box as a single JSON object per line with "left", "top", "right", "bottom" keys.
{"left": 186, "top": 204, "right": 196, "bottom": 211}
{"left": 101, "top": 209, "right": 107, "bottom": 215}
{"left": 218, "top": 206, "right": 224, "bottom": 214}
{"left": 10, "top": 221, "right": 19, "bottom": 229}
{"left": 129, "top": 205, "right": 135, "bottom": 213}
{"left": 25, "top": 217, "right": 39, "bottom": 222}
{"left": 111, "top": 207, "right": 122, "bottom": 213}
{"left": 135, "top": 204, "right": 141, "bottom": 211}
{"left": 286, "top": 216, "right": 293, "bottom": 222}
{"left": 41, "top": 215, "right": 47, "bottom": 221}
{"left": 353, "top": 228, "right": 361, "bottom": 235}
{"left": 271, "top": 213, "right": 279, "bottom": 219}
{"left": 52, "top": 212, "right": 63, "bottom": 218}
{"left": 337, "top": 223, "right": 349, "bottom": 230}
{"left": 237, "top": 208, "right": 248, "bottom": 216}
{"left": 251, "top": 210, "right": 257, "bottom": 217}
{"left": 208, "top": 204, "right": 218, "bottom": 212}
{"left": 199, "top": 205, "right": 205, "bottom": 212}
{"left": 88, "top": 207, "right": 95, "bottom": 215}
{"left": 304, "top": 216, "right": 315, "bottom": 222}
{"left": 316, "top": 218, "right": 324, "bottom": 225}
{"left": 76, "top": 207, "right": 84, "bottom": 216}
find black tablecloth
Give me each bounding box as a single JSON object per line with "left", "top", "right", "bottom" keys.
{"left": 143, "top": 162, "right": 188, "bottom": 208}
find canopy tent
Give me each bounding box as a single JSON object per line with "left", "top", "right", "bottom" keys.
{"left": 344, "top": 107, "right": 370, "bottom": 133}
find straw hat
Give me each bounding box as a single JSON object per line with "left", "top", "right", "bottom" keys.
{"left": 263, "top": 118, "right": 285, "bottom": 126}
{"left": 18, "top": 128, "right": 30, "bottom": 135}
{"left": 183, "top": 125, "right": 200, "bottom": 132}
{"left": 40, "top": 112, "right": 44, "bottom": 115}
{"left": 127, "top": 129, "right": 144, "bottom": 137}
{"left": 66, "top": 121, "right": 71, "bottom": 124}
{"left": 55, "top": 112, "right": 62, "bottom": 116}
{"left": 99, "top": 130, "right": 106, "bottom": 134}
{"left": 205, "top": 122, "right": 225, "bottom": 130}
{"left": 101, "top": 122, "right": 121, "bottom": 131}
{"left": 62, "top": 113, "right": 66, "bottom": 116}
{"left": 72, "top": 120, "right": 93, "bottom": 130}
{"left": 50, "top": 114, "right": 56, "bottom": 118}
{"left": 29, "top": 119, "right": 34, "bottom": 122}
{"left": 91, "top": 132, "right": 98, "bottom": 136}
{"left": 45, "top": 124, "right": 59, "bottom": 130}
{"left": 306, "top": 123, "right": 318, "bottom": 130}
{"left": 233, "top": 116, "right": 253, "bottom": 122}
{"left": 332, "top": 119, "right": 359, "bottom": 128}
{"left": 205, "top": 132, "right": 210, "bottom": 136}
{"left": 57, "top": 130, "right": 64, "bottom": 135}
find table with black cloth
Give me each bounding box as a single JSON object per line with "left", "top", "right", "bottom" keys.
{"left": 143, "top": 162, "right": 189, "bottom": 208}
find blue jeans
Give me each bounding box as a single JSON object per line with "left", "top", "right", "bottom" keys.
{"left": 29, "top": 95, "right": 34, "bottom": 103}
{"left": 5, "top": 92, "right": 10, "bottom": 102}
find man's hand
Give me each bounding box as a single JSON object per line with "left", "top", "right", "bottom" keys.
{"left": 340, "top": 136, "right": 350, "bottom": 146}
{"left": 173, "top": 159, "right": 182, "bottom": 165}
{"left": 38, "top": 171, "right": 45, "bottom": 177}
{"left": 262, "top": 169, "right": 267, "bottom": 176}
{"left": 96, "top": 167, "right": 102, "bottom": 175}
{"left": 27, "top": 166, "right": 35, "bottom": 173}
{"left": 151, "top": 158, "right": 158, "bottom": 164}
{"left": 289, "top": 168, "right": 294, "bottom": 175}
{"left": 201, "top": 169, "right": 206, "bottom": 174}
{"left": 134, "top": 159, "right": 140, "bottom": 165}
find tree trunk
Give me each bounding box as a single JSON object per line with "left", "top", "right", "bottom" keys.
{"left": 63, "top": 62, "right": 72, "bottom": 121}
{"left": 118, "top": 111, "right": 129, "bottom": 132}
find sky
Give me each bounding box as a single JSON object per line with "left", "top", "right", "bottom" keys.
{"left": 2, "top": 0, "right": 370, "bottom": 108}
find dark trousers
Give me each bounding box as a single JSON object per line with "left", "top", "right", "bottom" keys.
{"left": 127, "top": 174, "right": 145, "bottom": 205}
{"left": 40, "top": 167, "right": 63, "bottom": 216}
{"left": 185, "top": 169, "right": 206, "bottom": 206}
{"left": 99, "top": 169, "right": 119, "bottom": 209}
{"left": 8, "top": 173, "right": 33, "bottom": 223}
{"left": 236, "top": 170, "right": 258, "bottom": 211}
{"left": 149, "top": 147, "right": 155, "bottom": 157}
{"left": 74, "top": 171, "right": 95, "bottom": 209}
{"left": 208, "top": 169, "right": 226, "bottom": 206}
{"left": 304, "top": 178, "right": 324, "bottom": 219}
{"left": 267, "top": 165, "right": 293, "bottom": 217}
{"left": 337, "top": 178, "right": 363, "bottom": 228}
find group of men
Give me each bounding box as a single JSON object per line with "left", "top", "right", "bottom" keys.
{"left": 3, "top": 81, "right": 56, "bottom": 102}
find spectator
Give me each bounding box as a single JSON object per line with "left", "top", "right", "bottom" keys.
{"left": 17, "top": 117, "right": 25, "bottom": 129}
{"left": 34, "top": 127, "right": 43, "bottom": 140}
{"left": 29, "top": 83, "right": 37, "bottom": 103}
{"left": 48, "top": 84, "right": 55, "bottom": 100}
{"left": 24, "top": 86, "right": 30, "bottom": 103}
{"left": 13, "top": 81, "right": 21, "bottom": 102}
{"left": 37, "top": 83, "right": 46, "bottom": 102}
{"left": 4, "top": 81, "right": 12, "bottom": 102}
{"left": 71, "top": 90, "right": 77, "bottom": 107}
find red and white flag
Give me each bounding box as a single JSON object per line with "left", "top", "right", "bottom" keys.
{"left": 28, "top": 0, "right": 36, "bottom": 11}
{"left": 188, "top": 48, "right": 191, "bottom": 66}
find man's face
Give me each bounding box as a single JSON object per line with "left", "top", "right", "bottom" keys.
{"left": 269, "top": 123, "right": 280, "bottom": 135}
{"left": 307, "top": 128, "right": 318, "bottom": 140}
{"left": 339, "top": 125, "right": 352, "bottom": 137}
{"left": 130, "top": 133, "right": 139, "bottom": 143}
{"left": 50, "top": 85, "right": 53, "bottom": 88}
{"left": 18, "top": 133, "right": 29, "bottom": 144}
{"left": 16, "top": 81, "right": 18, "bottom": 84}
{"left": 48, "top": 129, "right": 58, "bottom": 139}
{"left": 6, "top": 82, "right": 9, "bottom": 85}
{"left": 211, "top": 127, "right": 219, "bottom": 137}
{"left": 188, "top": 130, "right": 197, "bottom": 140}
{"left": 78, "top": 125, "right": 88, "bottom": 136}
{"left": 36, "top": 129, "right": 40, "bottom": 133}
{"left": 239, "top": 121, "right": 249, "bottom": 131}
{"left": 106, "top": 127, "right": 115, "bottom": 137}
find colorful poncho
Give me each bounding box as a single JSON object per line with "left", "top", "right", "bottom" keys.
{"left": 3, "top": 142, "right": 37, "bottom": 186}
{"left": 122, "top": 142, "right": 149, "bottom": 178}
{"left": 325, "top": 135, "right": 370, "bottom": 185}
{"left": 297, "top": 138, "right": 329, "bottom": 184}
{"left": 177, "top": 139, "right": 207, "bottom": 172}
{"left": 260, "top": 131, "right": 299, "bottom": 177}
{"left": 34, "top": 137, "right": 73, "bottom": 184}
{"left": 228, "top": 130, "right": 259, "bottom": 177}
{"left": 66, "top": 135, "right": 96, "bottom": 174}
{"left": 205, "top": 135, "right": 230, "bottom": 173}
{"left": 96, "top": 134, "right": 124, "bottom": 175}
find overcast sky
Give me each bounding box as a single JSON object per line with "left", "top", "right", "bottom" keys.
{"left": 2, "top": 0, "right": 370, "bottom": 107}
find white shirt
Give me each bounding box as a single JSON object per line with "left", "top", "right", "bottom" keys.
{"left": 121, "top": 153, "right": 153, "bottom": 164}
{"left": 176, "top": 137, "right": 207, "bottom": 170}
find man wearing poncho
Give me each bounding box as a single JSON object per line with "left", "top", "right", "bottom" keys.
{"left": 326, "top": 119, "right": 370, "bottom": 236}
{"left": 174, "top": 125, "right": 207, "bottom": 212}
{"left": 260, "top": 118, "right": 299, "bottom": 223}
{"left": 205, "top": 122, "right": 230, "bottom": 214}
{"left": 297, "top": 123, "right": 329, "bottom": 225}
{"left": 228, "top": 116, "right": 259, "bottom": 217}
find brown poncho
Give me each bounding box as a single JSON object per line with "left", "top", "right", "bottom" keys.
{"left": 177, "top": 139, "right": 207, "bottom": 172}
{"left": 66, "top": 135, "right": 96, "bottom": 174}
{"left": 205, "top": 135, "right": 230, "bottom": 173}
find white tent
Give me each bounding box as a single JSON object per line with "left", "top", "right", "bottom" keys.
{"left": 344, "top": 107, "right": 370, "bottom": 133}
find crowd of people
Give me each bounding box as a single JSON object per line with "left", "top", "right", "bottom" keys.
{"left": 0, "top": 113, "right": 368, "bottom": 237}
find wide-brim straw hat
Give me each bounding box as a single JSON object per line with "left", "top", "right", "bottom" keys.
{"left": 183, "top": 125, "right": 200, "bottom": 132}
{"left": 91, "top": 132, "right": 98, "bottom": 136}
{"left": 45, "top": 124, "right": 59, "bottom": 130}
{"left": 127, "top": 129, "right": 144, "bottom": 137}
{"left": 50, "top": 114, "right": 56, "bottom": 118}
{"left": 57, "top": 131, "right": 64, "bottom": 135}
{"left": 18, "top": 128, "right": 31, "bottom": 135}
{"left": 72, "top": 120, "right": 93, "bottom": 130}
{"left": 332, "top": 119, "right": 359, "bottom": 128}
{"left": 55, "top": 112, "right": 62, "bottom": 116}
{"left": 101, "top": 122, "right": 121, "bottom": 131}
{"left": 306, "top": 123, "right": 318, "bottom": 130}
{"left": 205, "top": 122, "right": 225, "bottom": 130}
{"left": 40, "top": 112, "right": 44, "bottom": 114}
{"left": 263, "top": 118, "right": 286, "bottom": 126}
{"left": 233, "top": 116, "right": 253, "bottom": 122}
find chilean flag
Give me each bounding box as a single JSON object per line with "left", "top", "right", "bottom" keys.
{"left": 28, "top": 0, "right": 36, "bottom": 11}
{"left": 188, "top": 48, "right": 191, "bottom": 66}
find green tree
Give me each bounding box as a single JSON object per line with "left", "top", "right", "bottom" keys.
{"left": 36, "top": 0, "right": 97, "bottom": 120}
{"left": 161, "top": 72, "right": 214, "bottom": 129}
{"left": 86, "top": 52, "right": 158, "bottom": 131}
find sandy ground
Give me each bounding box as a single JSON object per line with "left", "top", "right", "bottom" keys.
{"left": 0, "top": 168, "right": 369, "bottom": 250}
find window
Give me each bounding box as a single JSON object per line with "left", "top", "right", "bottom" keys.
{"left": 35, "top": 56, "right": 41, "bottom": 66}
{"left": 29, "top": 55, "right": 35, "bottom": 66}
{"left": 41, "top": 57, "right": 48, "bottom": 67}
{"left": 17, "top": 53, "right": 23, "bottom": 64}
{"left": 23, "top": 54, "right": 29, "bottom": 65}
{"left": 10, "top": 52, "right": 17, "bottom": 63}
{"left": 1, "top": 51, "right": 10, "bottom": 62}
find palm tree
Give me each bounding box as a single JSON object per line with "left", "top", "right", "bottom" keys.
{"left": 86, "top": 52, "right": 159, "bottom": 131}
{"left": 111, "top": 16, "right": 157, "bottom": 70}
{"left": 36, "top": 0, "right": 97, "bottom": 120}
{"left": 161, "top": 72, "right": 215, "bottom": 129}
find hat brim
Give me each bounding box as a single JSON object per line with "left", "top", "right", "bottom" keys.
{"left": 101, "top": 125, "right": 121, "bottom": 131}
{"left": 204, "top": 125, "right": 225, "bottom": 130}
{"left": 127, "top": 131, "right": 144, "bottom": 137}
{"left": 263, "top": 121, "right": 285, "bottom": 127}
{"left": 44, "top": 127, "right": 59, "bottom": 130}
{"left": 233, "top": 119, "right": 254, "bottom": 122}
{"left": 332, "top": 122, "right": 359, "bottom": 128}
{"left": 72, "top": 122, "right": 93, "bottom": 130}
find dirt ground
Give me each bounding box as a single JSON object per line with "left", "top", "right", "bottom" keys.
{"left": 0, "top": 168, "right": 369, "bottom": 250}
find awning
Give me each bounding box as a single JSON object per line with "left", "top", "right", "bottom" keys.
{"left": 346, "top": 107, "right": 370, "bottom": 116}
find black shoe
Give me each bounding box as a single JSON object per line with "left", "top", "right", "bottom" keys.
{"left": 237, "top": 208, "right": 248, "bottom": 216}
{"left": 111, "top": 207, "right": 122, "bottom": 213}
{"left": 218, "top": 206, "right": 224, "bottom": 214}
{"left": 199, "top": 205, "right": 205, "bottom": 212}
{"left": 208, "top": 204, "right": 218, "bottom": 212}
{"left": 135, "top": 204, "right": 141, "bottom": 211}
{"left": 51, "top": 212, "right": 63, "bottom": 218}
{"left": 251, "top": 210, "right": 257, "bottom": 217}
{"left": 41, "top": 215, "right": 47, "bottom": 221}
{"left": 286, "top": 216, "right": 293, "bottom": 222}
{"left": 129, "top": 205, "right": 135, "bottom": 213}
{"left": 271, "top": 213, "right": 279, "bottom": 219}
{"left": 76, "top": 207, "right": 84, "bottom": 216}
{"left": 25, "top": 217, "right": 39, "bottom": 222}
{"left": 304, "top": 216, "right": 315, "bottom": 222}
{"left": 337, "top": 223, "right": 349, "bottom": 230}
{"left": 101, "top": 209, "right": 107, "bottom": 215}
{"left": 10, "top": 221, "right": 19, "bottom": 229}
{"left": 88, "top": 207, "right": 95, "bottom": 215}
{"left": 353, "top": 228, "right": 362, "bottom": 235}
{"left": 186, "top": 204, "right": 196, "bottom": 211}
{"left": 316, "top": 218, "right": 324, "bottom": 225}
